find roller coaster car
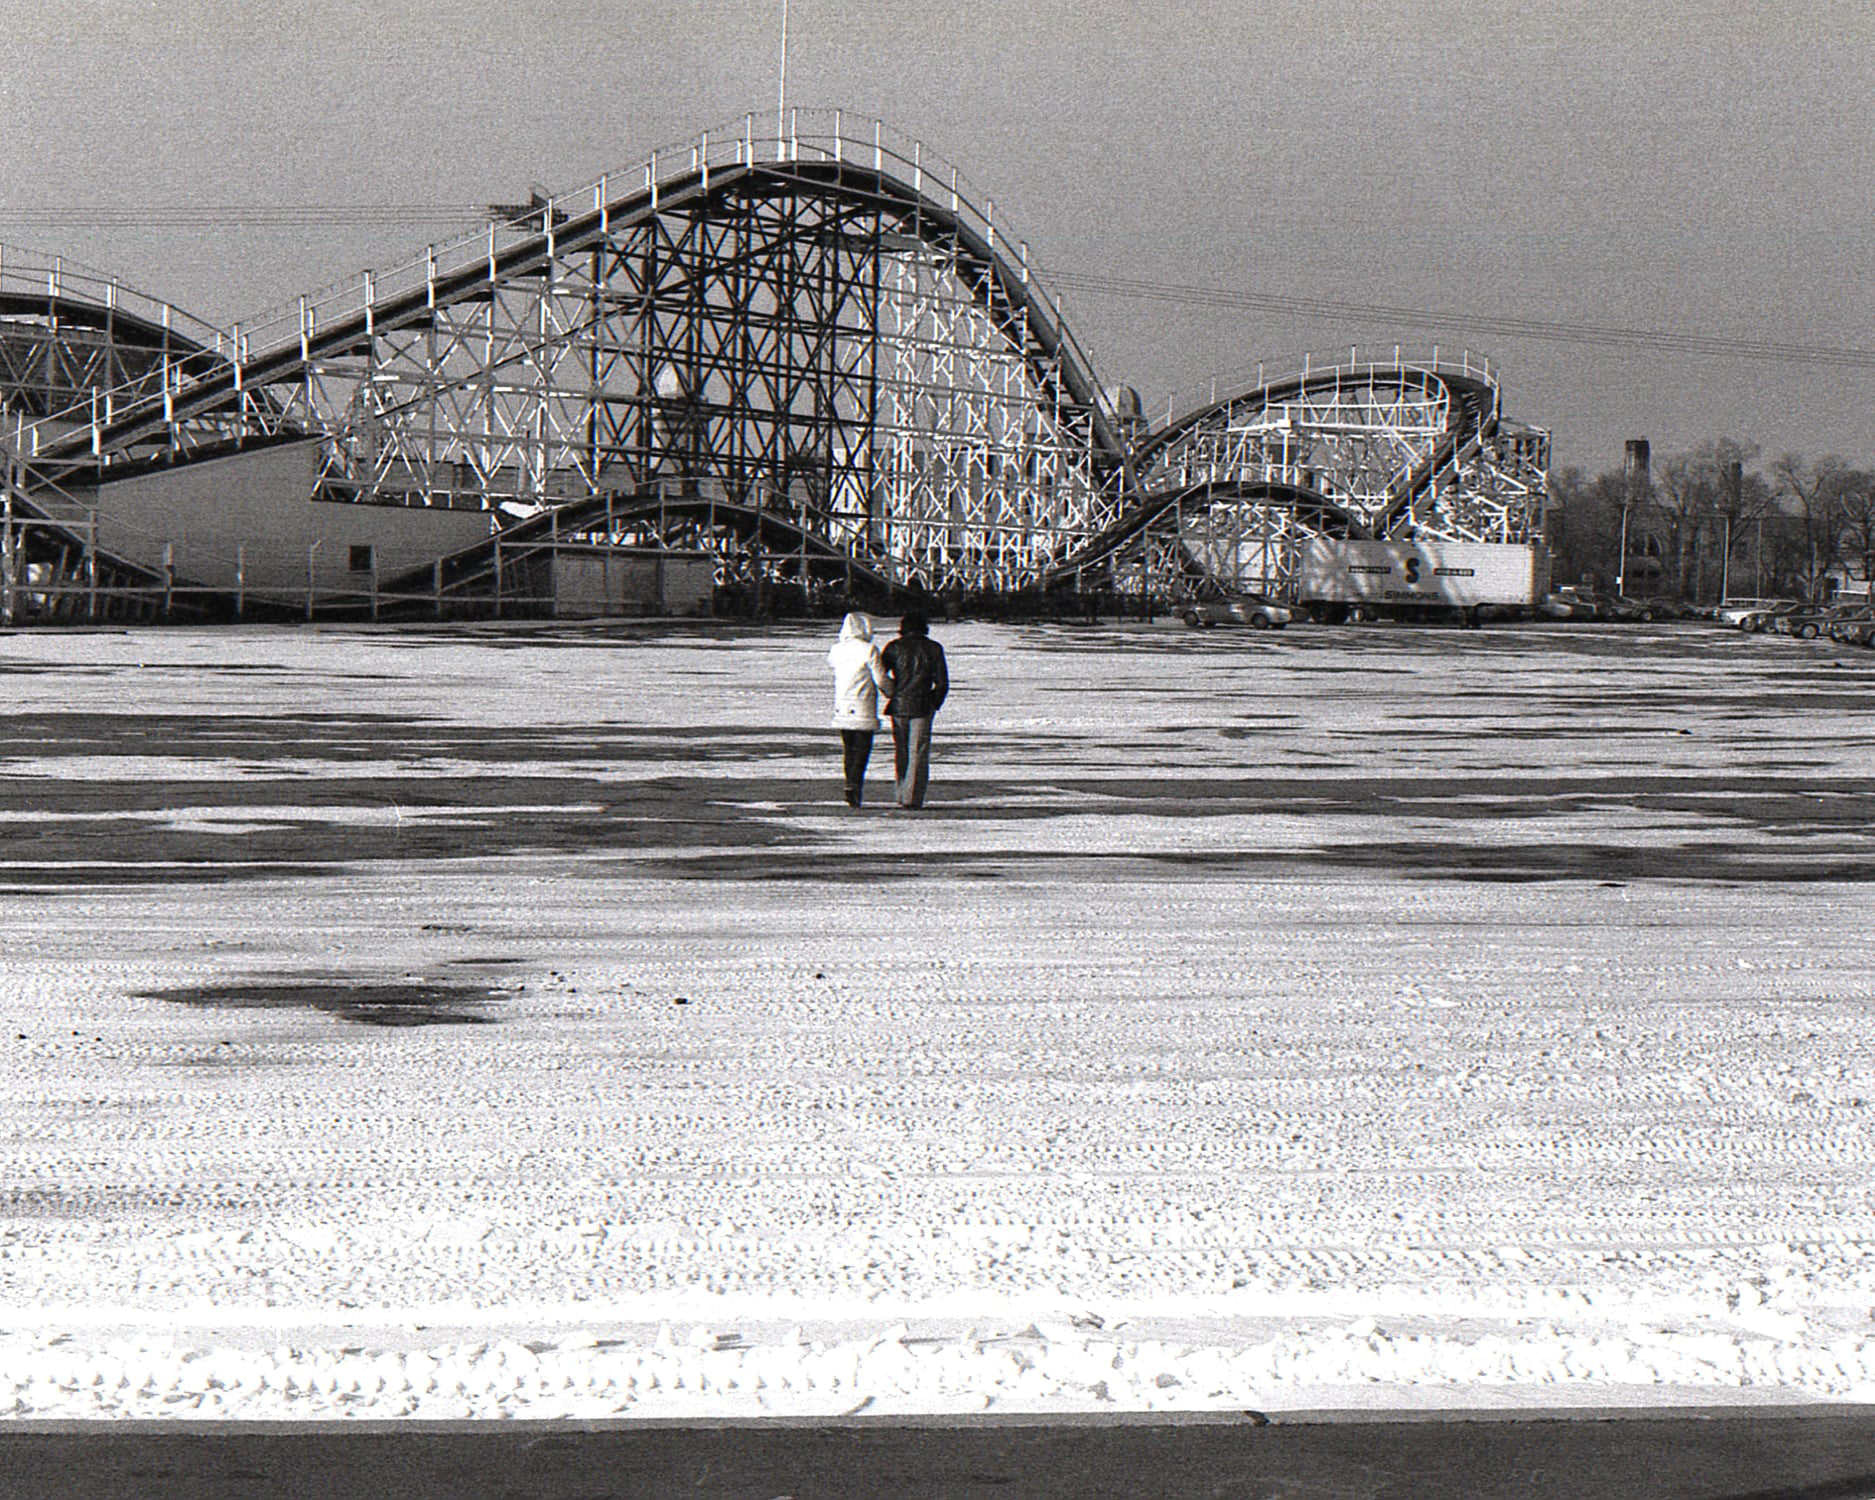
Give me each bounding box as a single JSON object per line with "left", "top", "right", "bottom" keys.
{"left": 1181, "top": 592, "right": 1293, "bottom": 629}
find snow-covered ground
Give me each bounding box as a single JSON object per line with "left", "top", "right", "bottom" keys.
{"left": 1, "top": 616, "right": 1873, "bottom": 1417}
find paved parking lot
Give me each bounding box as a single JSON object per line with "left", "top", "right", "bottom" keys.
{"left": 0, "top": 617, "right": 1872, "bottom": 1425}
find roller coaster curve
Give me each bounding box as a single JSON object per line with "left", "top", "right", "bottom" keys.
{"left": 1065, "top": 352, "right": 1548, "bottom": 601}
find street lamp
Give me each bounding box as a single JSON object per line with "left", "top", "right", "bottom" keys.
{"left": 1719, "top": 458, "right": 1741, "bottom": 608}
{"left": 1717, "top": 512, "right": 1731, "bottom": 606}
{"left": 1615, "top": 503, "right": 1629, "bottom": 597}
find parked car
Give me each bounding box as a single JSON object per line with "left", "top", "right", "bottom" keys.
{"left": 1774, "top": 603, "right": 1864, "bottom": 640}
{"left": 1538, "top": 592, "right": 1579, "bottom": 619}
{"left": 1590, "top": 592, "right": 1661, "bottom": 622}
{"left": 1181, "top": 592, "right": 1294, "bottom": 629}
{"left": 1549, "top": 586, "right": 1601, "bottom": 619}
{"left": 1828, "top": 608, "right": 1875, "bottom": 643}
{"left": 1549, "top": 588, "right": 1659, "bottom": 622}
{"left": 1733, "top": 601, "right": 1806, "bottom": 632}
{"left": 1716, "top": 597, "right": 1796, "bottom": 628}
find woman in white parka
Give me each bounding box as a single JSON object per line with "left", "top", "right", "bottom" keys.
{"left": 827, "top": 612, "right": 892, "bottom": 808}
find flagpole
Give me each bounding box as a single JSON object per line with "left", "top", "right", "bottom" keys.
{"left": 777, "top": 0, "right": 790, "bottom": 149}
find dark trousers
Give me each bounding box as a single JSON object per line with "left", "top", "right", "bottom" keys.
{"left": 839, "top": 730, "right": 874, "bottom": 806}
{"left": 891, "top": 716, "right": 932, "bottom": 808}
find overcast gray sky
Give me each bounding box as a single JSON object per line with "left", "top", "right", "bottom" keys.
{"left": 3, "top": 0, "right": 1869, "bottom": 472}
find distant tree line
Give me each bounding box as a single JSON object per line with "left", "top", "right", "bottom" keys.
{"left": 1548, "top": 441, "right": 1875, "bottom": 604}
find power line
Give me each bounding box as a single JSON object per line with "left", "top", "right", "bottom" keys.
{"left": 0, "top": 206, "right": 486, "bottom": 228}
{"left": 1035, "top": 267, "right": 1875, "bottom": 372}
{"left": 1, "top": 206, "right": 1870, "bottom": 371}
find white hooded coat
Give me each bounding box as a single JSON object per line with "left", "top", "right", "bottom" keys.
{"left": 827, "top": 613, "right": 890, "bottom": 731}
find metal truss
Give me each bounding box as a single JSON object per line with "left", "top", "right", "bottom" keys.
{"left": 1150, "top": 482, "right": 1364, "bottom": 597}
{"left": 19, "top": 113, "right": 1129, "bottom": 600}
{"left": 0, "top": 246, "right": 228, "bottom": 416}
{"left": 1069, "top": 349, "right": 1549, "bottom": 598}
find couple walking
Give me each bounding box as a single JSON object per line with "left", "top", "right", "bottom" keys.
{"left": 827, "top": 611, "right": 948, "bottom": 810}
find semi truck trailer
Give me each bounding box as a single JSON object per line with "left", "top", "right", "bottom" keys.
{"left": 1297, "top": 539, "right": 1549, "bottom": 623}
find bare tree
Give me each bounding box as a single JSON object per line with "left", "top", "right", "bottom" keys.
{"left": 1648, "top": 452, "right": 1704, "bottom": 597}
{"left": 1771, "top": 454, "right": 1853, "bottom": 600}
{"left": 1546, "top": 466, "right": 1628, "bottom": 588}
{"left": 1548, "top": 442, "right": 1875, "bottom": 605}
{"left": 1652, "top": 441, "right": 1764, "bottom": 601}
{"left": 1758, "top": 509, "right": 1813, "bottom": 598}
{"left": 1832, "top": 468, "right": 1875, "bottom": 599}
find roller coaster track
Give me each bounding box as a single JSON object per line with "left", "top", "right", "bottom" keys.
{"left": 29, "top": 150, "right": 1117, "bottom": 468}
{"left": 0, "top": 245, "right": 230, "bottom": 368}
{"left": 0, "top": 244, "right": 290, "bottom": 447}
{"left": 0, "top": 119, "right": 1550, "bottom": 616}
{"left": 368, "top": 479, "right": 902, "bottom": 616}
{"left": 1063, "top": 350, "right": 1546, "bottom": 598}
{"left": 0, "top": 249, "right": 279, "bottom": 618}
{"left": 1046, "top": 478, "right": 1367, "bottom": 585}
{"left": 11, "top": 112, "right": 1131, "bottom": 605}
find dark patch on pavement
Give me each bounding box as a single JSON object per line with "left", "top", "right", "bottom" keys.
{"left": 0, "top": 713, "right": 828, "bottom": 766}
{"left": 632, "top": 843, "right": 1875, "bottom": 885}
{"left": 1, "top": 761, "right": 1873, "bottom": 887}
{"left": 2, "top": 627, "right": 1873, "bottom": 889}
{"left": 0, "top": 1183, "right": 264, "bottom": 1220}
{"left": 146, "top": 978, "right": 507, "bottom": 1027}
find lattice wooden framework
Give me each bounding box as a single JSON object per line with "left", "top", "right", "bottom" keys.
{"left": 13, "top": 114, "right": 1128, "bottom": 602}
{"left": 0, "top": 130, "right": 1555, "bottom": 617}
{"left": 1067, "top": 350, "right": 1549, "bottom": 598}
{"left": 0, "top": 249, "right": 253, "bottom": 618}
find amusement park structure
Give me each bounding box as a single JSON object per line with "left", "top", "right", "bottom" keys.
{"left": 0, "top": 111, "right": 1548, "bottom": 622}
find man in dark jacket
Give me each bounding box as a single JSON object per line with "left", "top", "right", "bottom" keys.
{"left": 880, "top": 611, "right": 949, "bottom": 809}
